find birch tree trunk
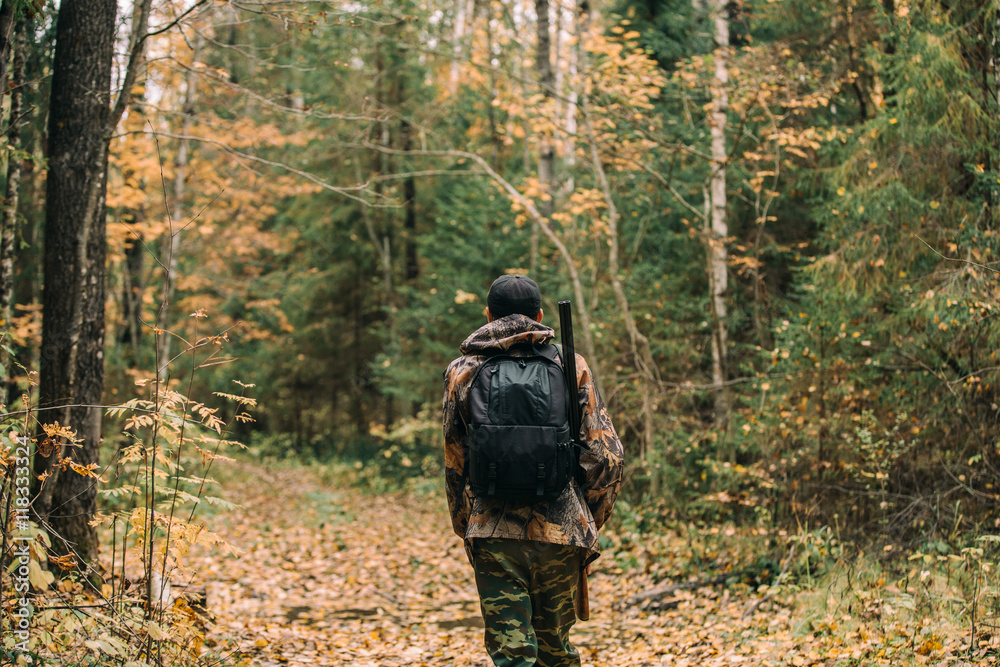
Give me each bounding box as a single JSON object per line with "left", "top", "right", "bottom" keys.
{"left": 560, "top": 5, "right": 577, "bottom": 199}
{"left": 0, "top": 1, "right": 17, "bottom": 91}
{"left": 484, "top": 5, "right": 502, "bottom": 167}
{"left": 535, "top": 0, "right": 555, "bottom": 221}
{"left": 448, "top": 0, "right": 474, "bottom": 93}
{"left": 706, "top": 0, "right": 730, "bottom": 426}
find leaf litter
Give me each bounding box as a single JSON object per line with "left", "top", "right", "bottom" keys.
{"left": 187, "top": 462, "right": 997, "bottom": 666}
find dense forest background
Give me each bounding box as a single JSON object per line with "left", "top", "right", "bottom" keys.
{"left": 4, "top": 0, "right": 1000, "bottom": 556}
{"left": 0, "top": 0, "right": 998, "bottom": 663}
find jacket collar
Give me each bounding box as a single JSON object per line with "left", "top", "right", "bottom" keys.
{"left": 460, "top": 314, "right": 554, "bottom": 354}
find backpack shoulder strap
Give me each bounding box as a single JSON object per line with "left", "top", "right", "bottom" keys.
{"left": 467, "top": 348, "right": 507, "bottom": 390}
{"left": 537, "top": 344, "right": 560, "bottom": 363}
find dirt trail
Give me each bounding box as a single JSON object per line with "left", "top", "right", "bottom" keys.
{"left": 189, "top": 463, "right": 991, "bottom": 667}
{"left": 193, "top": 464, "right": 489, "bottom": 666}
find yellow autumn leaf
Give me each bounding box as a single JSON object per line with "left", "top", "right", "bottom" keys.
{"left": 148, "top": 621, "right": 167, "bottom": 641}
{"left": 28, "top": 560, "right": 55, "bottom": 591}
{"left": 916, "top": 639, "right": 943, "bottom": 655}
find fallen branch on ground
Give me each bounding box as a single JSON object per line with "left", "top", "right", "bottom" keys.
{"left": 618, "top": 571, "right": 744, "bottom": 609}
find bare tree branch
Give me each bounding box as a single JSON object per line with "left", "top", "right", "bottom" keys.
{"left": 158, "top": 56, "right": 381, "bottom": 122}
{"left": 359, "top": 141, "right": 600, "bottom": 365}
{"left": 123, "top": 130, "right": 383, "bottom": 207}
{"left": 916, "top": 235, "right": 1000, "bottom": 275}
{"left": 623, "top": 155, "right": 707, "bottom": 222}
{"left": 145, "top": 0, "right": 213, "bottom": 38}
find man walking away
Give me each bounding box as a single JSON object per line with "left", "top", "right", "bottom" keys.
{"left": 443, "top": 274, "right": 624, "bottom": 667}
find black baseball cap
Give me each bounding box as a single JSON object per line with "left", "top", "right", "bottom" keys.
{"left": 487, "top": 274, "right": 541, "bottom": 319}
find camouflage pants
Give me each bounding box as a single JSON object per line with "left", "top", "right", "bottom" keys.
{"left": 471, "top": 538, "right": 584, "bottom": 667}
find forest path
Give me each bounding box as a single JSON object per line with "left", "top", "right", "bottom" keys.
{"left": 189, "top": 462, "right": 982, "bottom": 667}
{"left": 194, "top": 462, "right": 488, "bottom": 666}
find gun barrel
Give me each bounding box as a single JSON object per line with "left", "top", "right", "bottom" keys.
{"left": 560, "top": 300, "right": 590, "bottom": 621}
{"left": 558, "top": 301, "right": 582, "bottom": 442}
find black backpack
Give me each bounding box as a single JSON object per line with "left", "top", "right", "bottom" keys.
{"left": 466, "top": 343, "right": 577, "bottom": 503}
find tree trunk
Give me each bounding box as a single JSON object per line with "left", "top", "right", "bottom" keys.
{"left": 0, "top": 1, "right": 17, "bottom": 90}
{"left": 706, "top": 0, "right": 730, "bottom": 426}
{"left": 402, "top": 118, "right": 418, "bottom": 283}
{"left": 535, "top": 0, "right": 555, "bottom": 220}
{"left": 381, "top": 42, "right": 398, "bottom": 428}
{"left": 448, "top": 0, "right": 474, "bottom": 93}
{"left": 115, "top": 0, "right": 153, "bottom": 368}
{"left": 108, "top": 0, "right": 151, "bottom": 140}
{"left": 34, "top": 0, "right": 117, "bottom": 568}
{"left": 484, "top": 5, "right": 502, "bottom": 167}
{"left": 156, "top": 39, "right": 199, "bottom": 383}
{"left": 500, "top": 5, "right": 539, "bottom": 271}
{"left": 13, "top": 118, "right": 44, "bottom": 410}
{"left": 560, "top": 4, "right": 577, "bottom": 199}
{"left": 0, "top": 10, "right": 27, "bottom": 388}
{"left": 119, "top": 217, "right": 144, "bottom": 361}
{"left": 577, "top": 2, "right": 659, "bottom": 456}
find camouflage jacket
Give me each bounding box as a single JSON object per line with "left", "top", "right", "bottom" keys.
{"left": 442, "top": 314, "right": 624, "bottom": 560}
